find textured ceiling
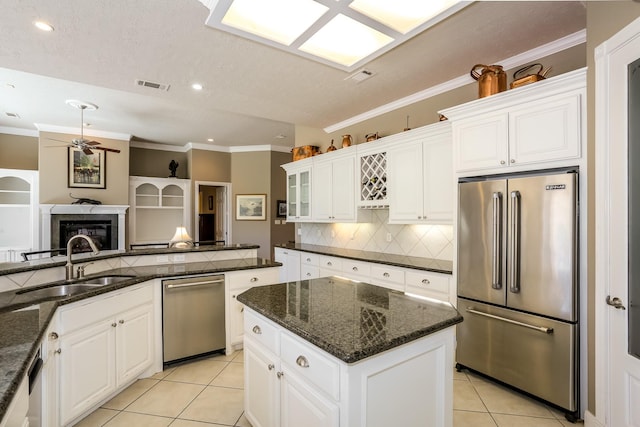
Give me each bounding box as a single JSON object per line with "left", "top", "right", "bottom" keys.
{"left": 0, "top": 1, "right": 586, "bottom": 148}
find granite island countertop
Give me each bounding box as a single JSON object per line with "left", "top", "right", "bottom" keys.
{"left": 0, "top": 256, "right": 279, "bottom": 423}
{"left": 274, "top": 243, "right": 453, "bottom": 274}
{"left": 238, "top": 276, "right": 462, "bottom": 363}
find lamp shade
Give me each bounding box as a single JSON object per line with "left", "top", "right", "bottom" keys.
{"left": 169, "top": 226, "right": 194, "bottom": 248}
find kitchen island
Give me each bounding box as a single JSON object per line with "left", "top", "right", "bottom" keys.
{"left": 238, "top": 276, "right": 463, "bottom": 427}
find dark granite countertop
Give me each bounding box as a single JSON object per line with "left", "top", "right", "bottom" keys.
{"left": 238, "top": 276, "right": 462, "bottom": 363}
{"left": 0, "top": 256, "right": 279, "bottom": 423}
{"left": 274, "top": 243, "right": 453, "bottom": 274}
{"left": 0, "top": 244, "right": 260, "bottom": 276}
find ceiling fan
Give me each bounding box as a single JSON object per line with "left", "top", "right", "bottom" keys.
{"left": 52, "top": 100, "right": 121, "bottom": 155}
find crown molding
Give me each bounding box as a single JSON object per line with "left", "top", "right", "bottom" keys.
{"left": 35, "top": 123, "right": 131, "bottom": 141}
{"left": 131, "top": 141, "right": 293, "bottom": 153}
{"left": 131, "top": 140, "right": 188, "bottom": 152}
{"left": 324, "top": 29, "right": 587, "bottom": 133}
{"left": 0, "top": 126, "right": 39, "bottom": 137}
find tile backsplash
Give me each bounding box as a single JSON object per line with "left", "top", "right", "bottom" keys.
{"left": 298, "top": 210, "right": 453, "bottom": 261}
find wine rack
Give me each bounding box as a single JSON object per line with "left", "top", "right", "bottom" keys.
{"left": 359, "top": 152, "right": 388, "bottom": 208}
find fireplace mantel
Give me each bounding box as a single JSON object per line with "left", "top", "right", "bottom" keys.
{"left": 40, "top": 204, "right": 129, "bottom": 251}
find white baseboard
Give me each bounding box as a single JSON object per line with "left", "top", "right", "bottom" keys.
{"left": 584, "top": 410, "right": 605, "bottom": 427}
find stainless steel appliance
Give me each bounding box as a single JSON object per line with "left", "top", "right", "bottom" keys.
{"left": 456, "top": 169, "right": 579, "bottom": 420}
{"left": 27, "top": 349, "right": 43, "bottom": 427}
{"left": 162, "top": 274, "right": 226, "bottom": 364}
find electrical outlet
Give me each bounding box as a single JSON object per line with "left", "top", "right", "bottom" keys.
{"left": 331, "top": 230, "right": 336, "bottom": 238}
{"left": 386, "top": 233, "right": 392, "bottom": 242}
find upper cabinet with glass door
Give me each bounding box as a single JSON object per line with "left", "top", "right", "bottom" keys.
{"left": 282, "top": 157, "right": 312, "bottom": 222}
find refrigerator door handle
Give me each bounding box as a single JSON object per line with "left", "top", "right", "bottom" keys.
{"left": 510, "top": 190, "right": 521, "bottom": 293}
{"left": 466, "top": 308, "right": 554, "bottom": 334}
{"left": 492, "top": 192, "right": 503, "bottom": 289}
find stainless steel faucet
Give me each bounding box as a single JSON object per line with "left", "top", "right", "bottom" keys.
{"left": 65, "top": 234, "right": 100, "bottom": 280}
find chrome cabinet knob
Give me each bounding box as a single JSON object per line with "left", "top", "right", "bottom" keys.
{"left": 500, "top": 160, "right": 506, "bottom": 165}
{"left": 111, "top": 323, "right": 117, "bottom": 327}
{"left": 268, "top": 364, "right": 275, "bottom": 371}
{"left": 352, "top": 267, "right": 358, "bottom": 271}
{"left": 296, "top": 355, "right": 310, "bottom": 368}
{"left": 55, "top": 348, "right": 62, "bottom": 354}
{"left": 383, "top": 272, "right": 390, "bottom": 278}
{"left": 49, "top": 332, "right": 59, "bottom": 340}
{"left": 252, "top": 325, "right": 262, "bottom": 334}
{"left": 119, "top": 319, "right": 124, "bottom": 324}
{"left": 250, "top": 277, "right": 258, "bottom": 282}
{"left": 422, "top": 279, "right": 430, "bottom": 285}
{"left": 277, "top": 371, "right": 284, "bottom": 379}
{"left": 510, "top": 159, "right": 516, "bottom": 163}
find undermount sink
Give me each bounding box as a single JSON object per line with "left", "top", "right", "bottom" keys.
{"left": 75, "top": 275, "right": 136, "bottom": 286}
{"left": 16, "top": 283, "right": 103, "bottom": 299}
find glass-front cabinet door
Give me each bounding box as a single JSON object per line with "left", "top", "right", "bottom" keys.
{"left": 284, "top": 162, "right": 312, "bottom": 222}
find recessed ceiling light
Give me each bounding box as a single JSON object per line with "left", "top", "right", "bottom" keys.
{"left": 207, "top": 138, "right": 214, "bottom": 142}
{"left": 192, "top": 83, "right": 203, "bottom": 90}
{"left": 34, "top": 21, "right": 54, "bottom": 32}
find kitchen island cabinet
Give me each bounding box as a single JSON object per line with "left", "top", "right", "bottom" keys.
{"left": 239, "top": 277, "right": 463, "bottom": 427}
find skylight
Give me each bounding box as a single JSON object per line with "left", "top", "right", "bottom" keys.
{"left": 202, "top": 0, "right": 471, "bottom": 71}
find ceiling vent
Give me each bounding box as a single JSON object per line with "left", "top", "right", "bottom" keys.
{"left": 5, "top": 112, "right": 20, "bottom": 118}
{"left": 345, "top": 69, "right": 375, "bottom": 84}
{"left": 135, "top": 79, "right": 170, "bottom": 92}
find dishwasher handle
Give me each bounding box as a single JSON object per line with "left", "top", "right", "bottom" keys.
{"left": 165, "top": 279, "right": 224, "bottom": 289}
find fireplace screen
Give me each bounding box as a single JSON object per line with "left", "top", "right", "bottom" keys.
{"left": 51, "top": 214, "right": 118, "bottom": 251}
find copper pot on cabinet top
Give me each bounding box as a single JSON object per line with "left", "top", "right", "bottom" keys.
{"left": 365, "top": 133, "right": 379, "bottom": 142}
{"left": 341, "top": 134, "right": 353, "bottom": 148}
{"left": 470, "top": 64, "right": 506, "bottom": 98}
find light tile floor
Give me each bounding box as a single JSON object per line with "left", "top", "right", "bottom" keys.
{"left": 75, "top": 352, "right": 584, "bottom": 427}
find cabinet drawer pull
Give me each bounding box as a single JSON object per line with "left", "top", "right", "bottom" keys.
{"left": 383, "top": 272, "right": 390, "bottom": 278}
{"left": 352, "top": 267, "right": 358, "bottom": 272}
{"left": 55, "top": 348, "right": 61, "bottom": 354}
{"left": 119, "top": 319, "right": 124, "bottom": 324}
{"left": 306, "top": 272, "right": 311, "bottom": 277}
{"left": 500, "top": 160, "right": 506, "bottom": 165}
{"left": 421, "top": 279, "right": 430, "bottom": 285}
{"left": 296, "top": 355, "right": 310, "bottom": 368}
{"left": 49, "top": 332, "right": 59, "bottom": 340}
{"left": 241, "top": 307, "right": 244, "bottom": 313}
{"left": 277, "top": 371, "right": 284, "bottom": 379}
{"left": 327, "top": 262, "right": 332, "bottom": 266}
{"left": 111, "top": 323, "right": 117, "bottom": 327}
{"left": 250, "top": 277, "right": 258, "bottom": 282}
{"left": 268, "top": 364, "right": 275, "bottom": 371}
{"left": 306, "top": 258, "right": 311, "bottom": 262}
{"left": 252, "top": 325, "right": 262, "bottom": 335}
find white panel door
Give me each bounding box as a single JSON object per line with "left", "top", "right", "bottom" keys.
{"left": 597, "top": 16, "right": 640, "bottom": 427}
{"left": 280, "top": 370, "right": 339, "bottom": 427}
{"left": 330, "top": 155, "right": 356, "bottom": 221}
{"left": 116, "top": 303, "right": 154, "bottom": 386}
{"left": 244, "top": 339, "right": 280, "bottom": 427}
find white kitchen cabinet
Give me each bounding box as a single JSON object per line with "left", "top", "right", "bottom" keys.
{"left": 225, "top": 268, "right": 280, "bottom": 352}
{"left": 312, "top": 150, "right": 356, "bottom": 222}
{"left": 442, "top": 68, "right": 585, "bottom": 174}
{"left": 300, "top": 252, "right": 320, "bottom": 280}
{"left": 0, "top": 169, "right": 38, "bottom": 262}
{"left": 56, "top": 284, "right": 154, "bottom": 426}
{"left": 387, "top": 123, "right": 453, "bottom": 224}
{"left": 274, "top": 247, "right": 301, "bottom": 282}
{"left": 282, "top": 159, "right": 312, "bottom": 222}
{"left": 129, "top": 176, "right": 191, "bottom": 245}
{"left": 42, "top": 314, "right": 60, "bottom": 427}
{"left": 244, "top": 311, "right": 339, "bottom": 427}
{"left": 244, "top": 307, "right": 455, "bottom": 427}
{"left": 0, "top": 375, "right": 28, "bottom": 427}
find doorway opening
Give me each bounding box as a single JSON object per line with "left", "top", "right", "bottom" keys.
{"left": 194, "top": 181, "right": 232, "bottom": 245}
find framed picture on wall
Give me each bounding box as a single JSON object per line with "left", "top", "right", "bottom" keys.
{"left": 68, "top": 147, "right": 106, "bottom": 189}
{"left": 277, "top": 200, "right": 287, "bottom": 218}
{"left": 236, "top": 194, "right": 266, "bottom": 220}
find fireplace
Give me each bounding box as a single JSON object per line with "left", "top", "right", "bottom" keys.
{"left": 40, "top": 204, "right": 128, "bottom": 251}
{"left": 52, "top": 215, "right": 117, "bottom": 251}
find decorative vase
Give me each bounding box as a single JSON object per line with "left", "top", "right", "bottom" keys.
{"left": 342, "top": 134, "right": 353, "bottom": 148}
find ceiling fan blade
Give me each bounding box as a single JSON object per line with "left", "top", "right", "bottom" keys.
{"left": 82, "top": 148, "right": 94, "bottom": 155}
{"left": 92, "top": 146, "right": 121, "bottom": 154}
{"left": 85, "top": 140, "right": 101, "bottom": 146}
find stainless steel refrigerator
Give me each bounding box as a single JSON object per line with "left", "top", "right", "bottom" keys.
{"left": 456, "top": 169, "right": 579, "bottom": 419}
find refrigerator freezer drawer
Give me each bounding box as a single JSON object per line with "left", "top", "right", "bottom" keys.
{"left": 456, "top": 298, "right": 577, "bottom": 411}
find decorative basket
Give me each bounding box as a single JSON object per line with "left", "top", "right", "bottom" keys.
{"left": 292, "top": 145, "right": 320, "bottom": 161}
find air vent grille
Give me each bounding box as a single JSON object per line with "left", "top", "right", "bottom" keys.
{"left": 345, "top": 69, "right": 375, "bottom": 83}
{"left": 135, "top": 79, "right": 170, "bottom": 92}
{"left": 5, "top": 112, "right": 20, "bottom": 118}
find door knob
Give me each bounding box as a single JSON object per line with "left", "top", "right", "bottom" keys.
{"left": 606, "top": 295, "right": 626, "bottom": 310}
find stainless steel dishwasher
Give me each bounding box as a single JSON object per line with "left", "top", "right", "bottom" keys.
{"left": 162, "top": 274, "right": 226, "bottom": 365}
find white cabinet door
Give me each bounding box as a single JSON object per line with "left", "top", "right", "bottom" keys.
{"left": 244, "top": 339, "right": 280, "bottom": 427}
{"left": 509, "top": 93, "right": 581, "bottom": 166}
{"left": 331, "top": 155, "right": 356, "bottom": 221}
{"left": 115, "top": 303, "right": 154, "bottom": 386}
{"left": 312, "top": 161, "right": 333, "bottom": 221}
{"left": 388, "top": 141, "right": 424, "bottom": 222}
{"left": 280, "top": 369, "right": 339, "bottom": 427}
{"left": 59, "top": 320, "right": 116, "bottom": 426}
{"left": 285, "top": 165, "right": 312, "bottom": 222}
{"left": 229, "top": 287, "right": 250, "bottom": 347}
{"left": 454, "top": 112, "right": 509, "bottom": 172}
{"left": 423, "top": 135, "right": 453, "bottom": 223}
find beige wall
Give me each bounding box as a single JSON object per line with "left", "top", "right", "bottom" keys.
{"left": 130, "top": 147, "right": 188, "bottom": 178}
{"left": 270, "top": 151, "right": 295, "bottom": 259}
{"left": 231, "top": 151, "right": 271, "bottom": 259}
{"left": 189, "top": 149, "right": 231, "bottom": 182}
{"left": 0, "top": 133, "right": 38, "bottom": 170}
{"left": 38, "top": 131, "right": 130, "bottom": 204}
{"left": 586, "top": 1, "right": 640, "bottom": 416}
{"left": 295, "top": 43, "right": 587, "bottom": 151}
